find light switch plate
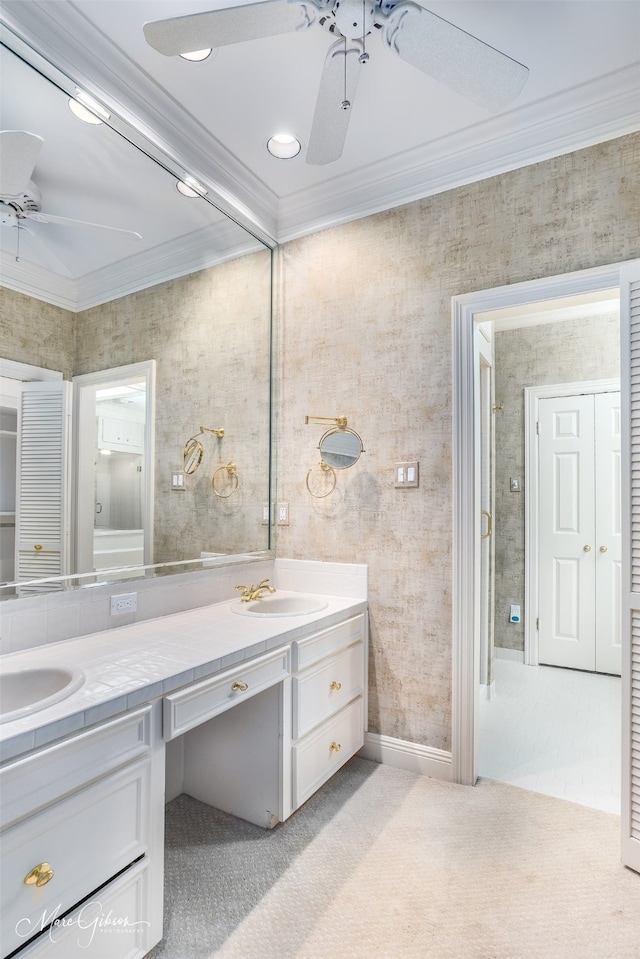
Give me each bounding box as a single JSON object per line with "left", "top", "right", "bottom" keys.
{"left": 394, "top": 462, "right": 419, "bottom": 488}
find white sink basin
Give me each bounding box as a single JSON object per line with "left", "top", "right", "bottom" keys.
{"left": 0, "top": 665, "right": 86, "bottom": 724}
{"left": 232, "top": 594, "right": 328, "bottom": 617}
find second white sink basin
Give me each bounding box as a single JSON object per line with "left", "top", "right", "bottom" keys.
{"left": 232, "top": 594, "right": 328, "bottom": 617}
{"left": 0, "top": 665, "right": 86, "bottom": 724}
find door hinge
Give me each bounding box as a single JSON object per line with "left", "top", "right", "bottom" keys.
{"left": 536, "top": 617, "right": 539, "bottom": 631}
{"left": 536, "top": 421, "right": 541, "bottom": 434}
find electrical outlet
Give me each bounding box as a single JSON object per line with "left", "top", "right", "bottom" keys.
{"left": 261, "top": 503, "right": 272, "bottom": 526}
{"left": 277, "top": 502, "right": 289, "bottom": 526}
{"left": 110, "top": 592, "right": 138, "bottom": 615}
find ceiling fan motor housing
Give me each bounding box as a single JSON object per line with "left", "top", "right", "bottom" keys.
{"left": 0, "top": 181, "right": 42, "bottom": 217}
{"left": 330, "top": 0, "right": 376, "bottom": 38}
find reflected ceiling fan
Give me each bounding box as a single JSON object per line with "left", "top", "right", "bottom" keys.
{"left": 144, "top": 0, "right": 529, "bottom": 165}
{"left": 0, "top": 130, "right": 142, "bottom": 260}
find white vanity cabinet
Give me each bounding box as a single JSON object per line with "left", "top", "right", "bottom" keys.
{"left": 164, "top": 609, "right": 368, "bottom": 827}
{"left": 291, "top": 613, "right": 366, "bottom": 810}
{"left": 0, "top": 705, "right": 165, "bottom": 959}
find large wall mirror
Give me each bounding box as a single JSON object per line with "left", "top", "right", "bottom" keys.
{"left": 0, "top": 28, "right": 273, "bottom": 597}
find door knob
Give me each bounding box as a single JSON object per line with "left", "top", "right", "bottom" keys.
{"left": 599, "top": 545, "right": 608, "bottom": 553}
{"left": 583, "top": 545, "right": 591, "bottom": 552}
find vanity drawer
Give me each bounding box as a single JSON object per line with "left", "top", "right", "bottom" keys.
{"left": 1, "top": 758, "right": 151, "bottom": 958}
{"left": 293, "top": 641, "right": 364, "bottom": 739}
{"left": 0, "top": 706, "right": 152, "bottom": 829}
{"left": 163, "top": 646, "right": 290, "bottom": 740}
{"left": 292, "top": 613, "right": 365, "bottom": 671}
{"left": 17, "top": 859, "right": 152, "bottom": 959}
{"left": 292, "top": 696, "right": 364, "bottom": 810}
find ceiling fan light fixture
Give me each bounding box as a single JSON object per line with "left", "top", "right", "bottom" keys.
{"left": 176, "top": 176, "right": 207, "bottom": 198}
{"left": 68, "top": 89, "right": 110, "bottom": 124}
{"left": 179, "top": 48, "right": 213, "bottom": 62}
{"left": 266, "top": 133, "right": 302, "bottom": 159}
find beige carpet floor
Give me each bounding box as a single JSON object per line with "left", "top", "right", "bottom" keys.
{"left": 150, "top": 757, "right": 640, "bottom": 959}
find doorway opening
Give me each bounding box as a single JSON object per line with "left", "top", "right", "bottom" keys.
{"left": 473, "top": 292, "right": 621, "bottom": 812}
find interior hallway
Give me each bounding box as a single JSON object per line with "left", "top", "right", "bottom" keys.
{"left": 478, "top": 655, "right": 621, "bottom": 813}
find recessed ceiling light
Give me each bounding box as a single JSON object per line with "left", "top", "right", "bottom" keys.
{"left": 68, "top": 89, "right": 110, "bottom": 124}
{"left": 267, "top": 133, "right": 302, "bottom": 159}
{"left": 179, "top": 48, "right": 213, "bottom": 62}
{"left": 176, "top": 176, "right": 207, "bottom": 198}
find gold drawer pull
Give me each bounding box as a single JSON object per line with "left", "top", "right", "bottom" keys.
{"left": 329, "top": 681, "right": 342, "bottom": 691}
{"left": 231, "top": 680, "right": 248, "bottom": 692}
{"left": 24, "top": 863, "right": 54, "bottom": 887}
{"left": 329, "top": 741, "right": 341, "bottom": 753}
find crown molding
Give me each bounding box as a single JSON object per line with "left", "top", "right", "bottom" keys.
{"left": 276, "top": 63, "right": 640, "bottom": 241}
{"left": 1, "top": 223, "right": 264, "bottom": 313}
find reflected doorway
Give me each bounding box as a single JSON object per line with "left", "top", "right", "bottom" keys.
{"left": 73, "top": 361, "right": 155, "bottom": 576}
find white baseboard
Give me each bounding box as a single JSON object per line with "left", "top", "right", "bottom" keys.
{"left": 360, "top": 732, "right": 452, "bottom": 782}
{"left": 494, "top": 647, "right": 525, "bottom": 663}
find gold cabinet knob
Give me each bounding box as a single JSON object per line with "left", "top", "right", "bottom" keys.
{"left": 599, "top": 545, "right": 608, "bottom": 553}
{"left": 34, "top": 544, "right": 43, "bottom": 551}
{"left": 329, "top": 741, "right": 341, "bottom": 753}
{"left": 24, "top": 863, "right": 54, "bottom": 887}
{"left": 329, "top": 681, "right": 342, "bottom": 691}
{"left": 231, "top": 680, "right": 248, "bottom": 692}
{"left": 583, "top": 545, "right": 591, "bottom": 552}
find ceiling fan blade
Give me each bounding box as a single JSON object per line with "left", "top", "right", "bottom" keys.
{"left": 306, "top": 39, "right": 363, "bottom": 166}
{"left": 0, "top": 131, "right": 44, "bottom": 197}
{"left": 143, "top": 1, "right": 314, "bottom": 57}
{"left": 24, "top": 211, "right": 142, "bottom": 240}
{"left": 11, "top": 224, "right": 75, "bottom": 278}
{"left": 382, "top": 2, "right": 529, "bottom": 112}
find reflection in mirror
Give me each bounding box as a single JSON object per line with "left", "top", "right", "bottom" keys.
{"left": 0, "top": 33, "right": 273, "bottom": 596}
{"left": 318, "top": 428, "right": 365, "bottom": 469}
{"left": 183, "top": 437, "right": 204, "bottom": 475}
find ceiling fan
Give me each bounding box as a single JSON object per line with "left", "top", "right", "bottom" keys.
{"left": 144, "top": 0, "right": 529, "bottom": 165}
{"left": 0, "top": 130, "right": 142, "bottom": 259}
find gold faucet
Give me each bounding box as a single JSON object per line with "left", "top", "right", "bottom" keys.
{"left": 236, "top": 578, "right": 276, "bottom": 602}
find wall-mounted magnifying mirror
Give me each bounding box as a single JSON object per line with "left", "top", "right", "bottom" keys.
{"left": 318, "top": 427, "right": 365, "bottom": 469}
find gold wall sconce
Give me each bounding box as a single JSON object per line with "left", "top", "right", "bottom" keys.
{"left": 183, "top": 426, "right": 225, "bottom": 474}
{"left": 212, "top": 461, "right": 239, "bottom": 498}
{"left": 305, "top": 415, "right": 365, "bottom": 499}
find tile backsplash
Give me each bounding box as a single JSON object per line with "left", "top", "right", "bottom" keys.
{"left": 0, "top": 559, "right": 367, "bottom": 654}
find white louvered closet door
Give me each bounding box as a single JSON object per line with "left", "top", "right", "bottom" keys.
{"left": 15, "top": 380, "right": 72, "bottom": 591}
{"left": 621, "top": 259, "right": 640, "bottom": 874}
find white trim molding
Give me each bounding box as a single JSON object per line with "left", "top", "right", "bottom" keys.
{"left": 452, "top": 262, "right": 625, "bottom": 787}
{"left": 360, "top": 732, "right": 453, "bottom": 782}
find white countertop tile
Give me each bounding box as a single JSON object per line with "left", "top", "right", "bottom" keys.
{"left": 0, "top": 592, "right": 366, "bottom": 763}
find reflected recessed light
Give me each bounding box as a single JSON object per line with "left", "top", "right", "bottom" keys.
{"left": 267, "top": 133, "right": 302, "bottom": 159}
{"left": 68, "top": 89, "right": 110, "bottom": 124}
{"left": 176, "top": 176, "right": 207, "bottom": 198}
{"left": 180, "top": 48, "right": 213, "bottom": 62}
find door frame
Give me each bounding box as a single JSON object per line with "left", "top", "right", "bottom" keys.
{"left": 524, "top": 378, "right": 620, "bottom": 667}
{"left": 452, "top": 262, "right": 623, "bottom": 786}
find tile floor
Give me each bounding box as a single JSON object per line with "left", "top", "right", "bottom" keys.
{"left": 478, "top": 655, "right": 621, "bottom": 813}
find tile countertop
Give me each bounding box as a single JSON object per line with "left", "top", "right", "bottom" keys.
{"left": 0, "top": 592, "right": 367, "bottom": 764}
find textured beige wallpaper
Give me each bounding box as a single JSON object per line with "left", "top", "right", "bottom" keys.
{"left": 1, "top": 286, "right": 75, "bottom": 378}
{"left": 75, "top": 250, "right": 273, "bottom": 563}
{"left": 277, "top": 133, "right": 640, "bottom": 752}
{"left": 493, "top": 312, "right": 620, "bottom": 652}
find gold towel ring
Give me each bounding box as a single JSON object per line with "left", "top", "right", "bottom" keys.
{"left": 306, "top": 461, "right": 337, "bottom": 499}
{"left": 213, "top": 462, "right": 239, "bottom": 498}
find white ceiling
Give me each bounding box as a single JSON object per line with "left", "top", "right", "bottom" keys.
{"left": 1, "top": 0, "right": 639, "bottom": 310}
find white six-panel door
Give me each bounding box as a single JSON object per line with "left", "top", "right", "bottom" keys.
{"left": 538, "top": 390, "right": 621, "bottom": 675}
